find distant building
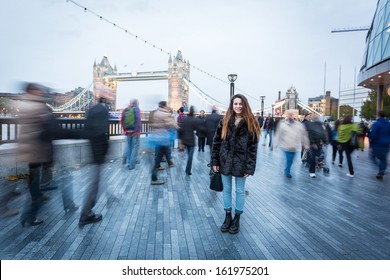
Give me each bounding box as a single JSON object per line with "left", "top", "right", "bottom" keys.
{"left": 93, "top": 56, "right": 117, "bottom": 110}
{"left": 168, "top": 50, "right": 190, "bottom": 111}
{"left": 308, "top": 91, "right": 338, "bottom": 116}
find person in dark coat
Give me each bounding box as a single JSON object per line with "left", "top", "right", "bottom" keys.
{"left": 211, "top": 94, "right": 260, "bottom": 234}
{"left": 206, "top": 106, "right": 223, "bottom": 161}
{"left": 196, "top": 110, "right": 207, "bottom": 152}
{"left": 304, "top": 115, "right": 327, "bottom": 178}
{"left": 255, "top": 112, "right": 263, "bottom": 129}
{"left": 369, "top": 110, "right": 390, "bottom": 180}
{"left": 179, "top": 106, "right": 206, "bottom": 175}
{"left": 359, "top": 120, "right": 369, "bottom": 151}
{"left": 79, "top": 97, "right": 109, "bottom": 225}
{"left": 177, "top": 107, "right": 186, "bottom": 152}
{"left": 261, "top": 113, "right": 275, "bottom": 148}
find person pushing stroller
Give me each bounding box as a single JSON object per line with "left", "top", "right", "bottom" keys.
{"left": 304, "top": 115, "right": 328, "bottom": 178}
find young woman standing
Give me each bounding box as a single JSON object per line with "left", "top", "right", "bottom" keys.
{"left": 211, "top": 94, "right": 261, "bottom": 234}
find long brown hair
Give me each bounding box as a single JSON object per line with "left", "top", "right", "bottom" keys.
{"left": 221, "top": 94, "right": 261, "bottom": 140}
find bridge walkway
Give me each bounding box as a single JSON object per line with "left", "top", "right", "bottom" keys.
{"left": 0, "top": 144, "right": 389, "bottom": 260}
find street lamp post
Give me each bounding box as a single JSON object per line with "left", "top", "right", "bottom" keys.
{"left": 228, "top": 74, "right": 238, "bottom": 98}
{"left": 260, "top": 96, "right": 265, "bottom": 118}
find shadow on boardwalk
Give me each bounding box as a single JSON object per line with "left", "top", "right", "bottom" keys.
{"left": 0, "top": 145, "right": 389, "bottom": 260}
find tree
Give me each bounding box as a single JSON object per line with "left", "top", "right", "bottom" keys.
{"left": 337, "top": 105, "right": 355, "bottom": 118}
{"left": 0, "top": 97, "right": 10, "bottom": 116}
{"left": 360, "top": 90, "right": 390, "bottom": 120}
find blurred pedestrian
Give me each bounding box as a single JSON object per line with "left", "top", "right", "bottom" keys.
{"left": 359, "top": 120, "right": 369, "bottom": 151}
{"left": 79, "top": 96, "right": 110, "bottom": 225}
{"left": 177, "top": 107, "right": 186, "bottom": 152}
{"left": 369, "top": 110, "right": 390, "bottom": 180}
{"left": 304, "top": 115, "right": 327, "bottom": 178}
{"left": 331, "top": 119, "right": 343, "bottom": 166}
{"left": 17, "top": 83, "right": 52, "bottom": 226}
{"left": 337, "top": 114, "right": 361, "bottom": 178}
{"left": 255, "top": 112, "right": 264, "bottom": 129}
{"left": 149, "top": 101, "right": 178, "bottom": 185}
{"left": 121, "top": 98, "right": 142, "bottom": 170}
{"left": 205, "top": 105, "right": 222, "bottom": 160}
{"left": 261, "top": 113, "right": 275, "bottom": 149}
{"left": 212, "top": 94, "right": 260, "bottom": 234}
{"left": 273, "top": 110, "right": 309, "bottom": 178}
{"left": 179, "top": 106, "right": 206, "bottom": 175}
{"left": 196, "top": 109, "right": 207, "bottom": 152}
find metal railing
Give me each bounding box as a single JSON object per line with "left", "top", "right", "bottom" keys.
{"left": 0, "top": 118, "right": 152, "bottom": 144}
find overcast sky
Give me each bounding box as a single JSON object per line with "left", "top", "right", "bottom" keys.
{"left": 0, "top": 0, "right": 377, "bottom": 111}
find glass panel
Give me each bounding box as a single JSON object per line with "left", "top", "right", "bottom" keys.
{"left": 361, "top": 45, "right": 368, "bottom": 69}
{"left": 384, "top": 2, "right": 390, "bottom": 26}
{"left": 378, "top": 0, "right": 388, "bottom": 10}
{"left": 366, "top": 40, "right": 375, "bottom": 67}
{"left": 372, "top": 35, "right": 382, "bottom": 65}
{"left": 373, "top": 8, "right": 384, "bottom": 36}
{"left": 382, "top": 27, "right": 390, "bottom": 59}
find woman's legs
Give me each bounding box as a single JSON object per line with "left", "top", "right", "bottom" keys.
{"left": 342, "top": 143, "right": 354, "bottom": 175}
{"left": 234, "top": 176, "right": 246, "bottom": 214}
{"left": 221, "top": 174, "right": 232, "bottom": 212}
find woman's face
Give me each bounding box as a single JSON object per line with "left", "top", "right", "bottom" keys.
{"left": 233, "top": 98, "right": 243, "bottom": 115}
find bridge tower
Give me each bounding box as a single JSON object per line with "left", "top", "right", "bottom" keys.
{"left": 93, "top": 56, "right": 118, "bottom": 110}
{"left": 168, "top": 50, "right": 190, "bottom": 111}
{"left": 285, "top": 86, "right": 298, "bottom": 110}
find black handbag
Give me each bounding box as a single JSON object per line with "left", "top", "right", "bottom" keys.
{"left": 209, "top": 169, "right": 223, "bottom": 192}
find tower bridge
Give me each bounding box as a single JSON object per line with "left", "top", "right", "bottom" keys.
{"left": 49, "top": 51, "right": 321, "bottom": 117}
{"left": 93, "top": 50, "right": 189, "bottom": 111}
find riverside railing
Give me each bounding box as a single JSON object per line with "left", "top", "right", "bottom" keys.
{"left": 0, "top": 118, "right": 152, "bottom": 144}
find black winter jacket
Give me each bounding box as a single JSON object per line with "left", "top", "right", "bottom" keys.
{"left": 179, "top": 115, "right": 206, "bottom": 147}
{"left": 211, "top": 118, "right": 258, "bottom": 177}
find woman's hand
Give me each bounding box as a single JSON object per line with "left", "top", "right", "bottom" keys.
{"left": 244, "top": 173, "right": 251, "bottom": 178}
{"left": 213, "top": 165, "right": 219, "bottom": 172}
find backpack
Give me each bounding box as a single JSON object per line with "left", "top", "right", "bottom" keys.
{"left": 123, "top": 107, "right": 136, "bottom": 130}
{"left": 349, "top": 131, "right": 359, "bottom": 150}
{"left": 307, "top": 122, "right": 326, "bottom": 143}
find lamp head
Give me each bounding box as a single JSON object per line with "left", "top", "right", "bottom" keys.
{"left": 228, "top": 74, "right": 238, "bottom": 83}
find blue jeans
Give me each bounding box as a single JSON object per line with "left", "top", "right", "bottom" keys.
{"left": 221, "top": 174, "right": 246, "bottom": 214}
{"left": 185, "top": 145, "right": 195, "bottom": 174}
{"left": 284, "top": 151, "right": 295, "bottom": 176}
{"left": 126, "top": 135, "right": 139, "bottom": 169}
{"left": 262, "top": 129, "right": 273, "bottom": 147}
{"left": 370, "top": 146, "right": 389, "bottom": 175}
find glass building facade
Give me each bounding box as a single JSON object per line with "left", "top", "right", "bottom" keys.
{"left": 360, "top": 0, "right": 390, "bottom": 71}
{"left": 358, "top": 0, "right": 390, "bottom": 111}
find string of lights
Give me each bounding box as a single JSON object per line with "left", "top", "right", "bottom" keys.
{"left": 66, "top": 0, "right": 260, "bottom": 102}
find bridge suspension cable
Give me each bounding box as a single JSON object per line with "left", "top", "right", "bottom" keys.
{"left": 48, "top": 82, "right": 93, "bottom": 112}
{"left": 183, "top": 79, "right": 228, "bottom": 112}
{"left": 297, "top": 99, "right": 322, "bottom": 116}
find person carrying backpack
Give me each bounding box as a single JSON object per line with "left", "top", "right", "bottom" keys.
{"left": 120, "top": 99, "right": 142, "bottom": 170}
{"left": 337, "top": 114, "right": 361, "bottom": 178}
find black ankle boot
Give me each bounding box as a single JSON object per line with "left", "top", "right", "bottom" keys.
{"left": 229, "top": 213, "right": 241, "bottom": 234}
{"left": 220, "top": 211, "right": 232, "bottom": 232}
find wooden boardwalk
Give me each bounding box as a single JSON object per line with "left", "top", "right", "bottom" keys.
{"left": 0, "top": 144, "right": 389, "bottom": 260}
